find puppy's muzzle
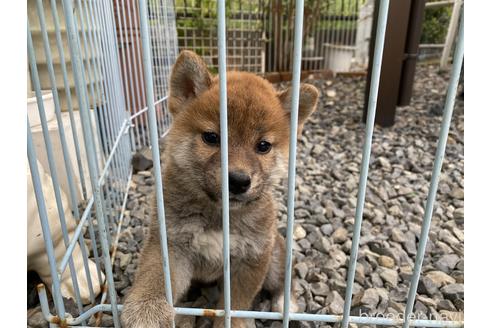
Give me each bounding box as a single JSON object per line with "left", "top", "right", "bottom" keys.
{"left": 229, "top": 171, "right": 251, "bottom": 195}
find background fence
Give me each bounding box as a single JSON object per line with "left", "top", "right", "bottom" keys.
{"left": 27, "top": 0, "right": 464, "bottom": 327}
{"left": 419, "top": 0, "right": 463, "bottom": 66}
{"left": 173, "top": 0, "right": 463, "bottom": 74}
{"left": 174, "top": 0, "right": 367, "bottom": 73}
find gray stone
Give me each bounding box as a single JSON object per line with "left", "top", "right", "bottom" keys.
{"left": 418, "top": 276, "right": 439, "bottom": 295}
{"left": 375, "top": 288, "right": 389, "bottom": 310}
{"left": 389, "top": 300, "right": 406, "bottom": 313}
{"left": 118, "top": 252, "right": 132, "bottom": 270}
{"left": 391, "top": 228, "right": 406, "bottom": 243}
{"left": 132, "top": 147, "right": 153, "bottom": 172}
{"left": 27, "top": 306, "right": 49, "bottom": 328}
{"left": 371, "top": 272, "right": 384, "bottom": 288}
{"left": 437, "top": 299, "right": 457, "bottom": 311}
{"left": 450, "top": 188, "right": 464, "bottom": 200}
{"left": 403, "top": 232, "right": 417, "bottom": 255}
{"left": 452, "top": 227, "right": 464, "bottom": 242}
{"left": 298, "top": 238, "right": 312, "bottom": 250}
{"left": 413, "top": 300, "right": 429, "bottom": 319}
{"left": 294, "top": 224, "right": 307, "bottom": 240}
{"left": 439, "top": 229, "right": 460, "bottom": 247}
{"left": 132, "top": 226, "right": 144, "bottom": 243}
{"left": 399, "top": 265, "right": 413, "bottom": 280}
{"left": 453, "top": 297, "right": 464, "bottom": 311}
{"left": 435, "top": 254, "right": 460, "bottom": 273}
{"left": 307, "top": 300, "right": 323, "bottom": 313}
{"left": 355, "top": 263, "right": 365, "bottom": 284}
{"left": 378, "top": 267, "right": 398, "bottom": 288}
{"left": 312, "top": 144, "right": 325, "bottom": 156}
{"left": 325, "top": 290, "right": 344, "bottom": 314}
{"left": 332, "top": 227, "right": 348, "bottom": 243}
{"left": 378, "top": 255, "right": 395, "bottom": 268}
{"left": 388, "top": 205, "right": 403, "bottom": 217}
{"left": 295, "top": 262, "right": 309, "bottom": 279}
{"left": 313, "top": 236, "right": 331, "bottom": 254}
{"left": 326, "top": 89, "right": 337, "bottom": 98}
{"left": 320, "top": 224, "right": 333, "bottom": 236}
{"left": 360, "top": 288, "right": 379, "bottom": 308}
{"left": 328, "top": 279, "right": 347, "bottom": 296}
{"left": 296, "top": 296, "right": 307, "bottom": 313}
{"left": 310, "top": 282, "right": 330, "bottom": 297}
{"left": 453, "top": 208, "right": 464, "bottom": 221}
{"left": 417, "top": 295, "right": 437, "bottom": 307}
{"left": 270, "top": 322, "right": 283, "bottom": 328}
{"left": 425, "top": 271, "right": 456, "bottom": 288}
{"left": 328, "top": 248, "right": 347, "bottom": 268}
{"left": 440, "top": 283, "right": 464, "bottom": 301}
{"left": 377, "top": 157, "right": 391, "bottom": 170}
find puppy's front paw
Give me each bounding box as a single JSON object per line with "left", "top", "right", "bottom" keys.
{"left": 121, "top": 297, "right": 174, "bottom": 328}
{"left": 213, "top": 317, "right": 254, "bottom": 328}
{"left": 271, "top": 293, "right": 298, "bottom": 314}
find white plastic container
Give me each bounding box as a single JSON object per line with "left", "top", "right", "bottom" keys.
{"left": 27, "top": 159, "right": 104, "bottom": 304}
{"left": 355, "top": 0, "right": 374, "bottom": 68}
{"left": 28, "top": 88, "right": 103, "bottom": 201}
{"left": 27, "top": 90, "right": 55, "bottom": 128}
{"left": 324, "top": 43, "right": 356, "bottom": 73}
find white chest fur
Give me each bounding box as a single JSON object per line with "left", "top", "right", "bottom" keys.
{"left": 190, "top": 230, "right": 263, "bottom": 263}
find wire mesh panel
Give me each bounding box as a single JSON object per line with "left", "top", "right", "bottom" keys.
{"left": 113, "top": 0, "right": 179, "bottom": 148}
{"left": 174, "top": 0, "right": 266, "bottom": 73}
{"left": 27, "top": 0, "right": 178, "bottom": 326}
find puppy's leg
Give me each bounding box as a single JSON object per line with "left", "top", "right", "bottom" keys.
{"left": 121, "top": 236, "right": 192, "bottom": 328}
{"left": 263, "top": 233, "right": 298, "bottom": 313}
{"left": 213, "top": 258, "right": 270, "bottom": 328}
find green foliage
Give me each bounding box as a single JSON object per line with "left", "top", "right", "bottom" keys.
{"left": 421, "top": 6, "right": 452, "bottom": 44}
{"left": 174, "top": 0, "right": 363, "bottom": 30}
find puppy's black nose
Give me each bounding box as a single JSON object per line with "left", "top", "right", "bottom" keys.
{"left": 229, "top": 171, "right": 251, "bottom": 194}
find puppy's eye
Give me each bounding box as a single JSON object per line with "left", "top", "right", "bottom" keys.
{"left": 256, "top": 140, "right": 272, "bottom": 154}
{"left": 202, "top": 132, "right": 220, "bottom": 146}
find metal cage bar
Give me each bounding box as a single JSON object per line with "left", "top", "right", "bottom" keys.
{"left": 341, "top": 0, "right": 389, "bottom": 327}
{"left": 281, "top": 0, "right": 304, "bottom": 326}
{"left": 217, "top": 0, "right": 232, "bottom": 325}
{"left": 137, "top": 0, "right": 175, "bottom": 315}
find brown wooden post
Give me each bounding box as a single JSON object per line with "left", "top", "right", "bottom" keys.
{"left": 363, "top": 0, "right": 412, "bottom": 127}
{"left": 398, "top": 0, "right": 427, "bottom": 106}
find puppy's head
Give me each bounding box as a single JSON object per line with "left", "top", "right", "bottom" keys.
{"left": 166, "top": 50, "right": 318, "bottom": 207}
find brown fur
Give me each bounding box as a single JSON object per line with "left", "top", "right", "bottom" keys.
{"left": 121, "top": 50, "right": 319, "bottom": 328}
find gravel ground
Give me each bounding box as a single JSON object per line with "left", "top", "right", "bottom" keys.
{"left": 28, "top": 63, "right": 464, "bottom": 328}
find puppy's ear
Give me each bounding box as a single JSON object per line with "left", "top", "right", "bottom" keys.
{"left": 169, "top": 50, "right": 212, "bottom": 116}
{"left": 277, "top": 84, "right": 319, "bottom": 136}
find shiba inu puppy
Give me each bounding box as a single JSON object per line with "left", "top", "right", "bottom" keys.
{"left": 121, "top": 50, "right": 318, "bottom": 328}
